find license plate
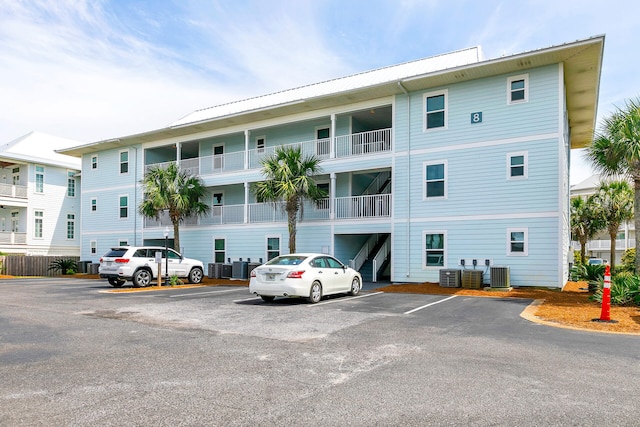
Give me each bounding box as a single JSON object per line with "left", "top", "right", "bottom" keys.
{"left": 106, "top": 261, "right": 112, "bottom": 266}
{"left": 265, "top": 273, "right": 276, "bottom": 281}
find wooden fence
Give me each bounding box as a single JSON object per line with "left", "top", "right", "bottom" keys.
{"left": 1, "top": 256, "right": 81, "bottom": 277}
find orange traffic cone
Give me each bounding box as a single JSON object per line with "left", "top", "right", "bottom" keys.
{"left": 592, "top": 264, "right": 617, "bottom": 323}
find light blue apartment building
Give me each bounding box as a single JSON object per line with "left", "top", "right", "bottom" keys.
{"left": 60, "top": 36, "right": 604, "bottom": 288}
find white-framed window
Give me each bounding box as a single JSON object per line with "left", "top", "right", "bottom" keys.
{"left": 424, "top": 160, "right": 447, "bottom": 199}
{"left": 256, "top": 136, "right": 266, "bottom": 153}
{"left": 12, "top": 167, "right": 20, "bottom": 185}
{"left": 34, "top": 210, "right": 43, "bottom": 238}
{"left": 35, "top": 165, "right": 44, "bottom": 193}
{"left": 423, "top": 89, "right": 448, "bottom": 131}
{"left": 91, "top": 155, "right": 98, "bottom": 170}
{"left": 67, "top": 171, "right": 76, "bottom": 197}
{"left": 90, "top": 240, "right": 98, "bottom": 255}
{"left": 119, "top": 195, "right": 128, "bottom": 218}
{"left": 11, "top": 211, "right": 19, "bottom": 232}
{"left": 315, "top": 182, "right": 329, "bottom": 209}
{"left": 266, "top": 236, "right": 280, "bottom": 261}
{"left": 423, "top": 231, "right": 446, "bottom": 268}
{"left": 66, "top": 213, "right": 75, "bottom": 239}
{"left": 119, "top": 150, "right": 129, "bottom": 174}
{"left": 315, "top": 126, "right": 330, "bottom": 156}
{"left": 507, "top": 228, "right": 528, "bottom": 256}
{"left": 91, "top": 197, "right": 97, "bottom": 212}
{"left": 508, "top": 151, "right": 528, "bottom": 179}
{"left": 118, "top": 239, "right": 129, "bottom": 246}
{"left": 213, "top": 237, "right": 226, "bottom": 263}
{"left": 213, "top": 144, "right": 224, "bottom": 171}
{"left": 507, "top": 74, "right": 528, "bottom": 104}
{"left": 212, "top": 192, "right": 223, "bottom": 217}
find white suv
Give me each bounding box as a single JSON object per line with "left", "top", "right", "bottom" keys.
{"left": 99, "top": 246, "right": 204, "bottom": 288}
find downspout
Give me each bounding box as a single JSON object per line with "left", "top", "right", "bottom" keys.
{"left": 398, "top": 81, "right": 410, "bottom": 278}
{"left": 134, "top": 146, "right": 138, "bottom": 246}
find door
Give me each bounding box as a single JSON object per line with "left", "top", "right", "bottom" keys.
{"left": 213, "top": 145, "right": 224, "bottom": 172}
{"left": 166, "top": 248, "right": 187, "bottom": 276}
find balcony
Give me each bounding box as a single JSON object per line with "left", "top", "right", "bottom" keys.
{"left": 0, "top": 183, "right": 28, "bottom": 199}
{"left": 142, "top": 193, "right": 391, "bottom": 229}
{"left": 144, "top": 128, "right": 392, "bottom": 176}
{"left": 0, "top": 231, "right": 27, "bottom": 245}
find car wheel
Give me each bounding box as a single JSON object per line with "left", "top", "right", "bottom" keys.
{"left": 188, "top": 267, "right": 203, "bottom": 284}
{"left": 348, "top": 277, "right": 361, "bottom": 296}
{"left": 132, "top": 269, "right": 152, "bottom": 288}
{"left": 308, "top": 281, "right": 322, "bottom": 304}
{"left": 260, "top": 295, "right": 275, "bottom": 302}
{"left": 108, "top": 277, "right": 125, "bottom": 288}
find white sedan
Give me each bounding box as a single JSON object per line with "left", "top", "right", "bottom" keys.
{"left": 249, "top": 253, "right": 362, "bottom": 303}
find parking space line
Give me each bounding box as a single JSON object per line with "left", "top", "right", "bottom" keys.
{"left": 309, "top": 291, "right": 384, "bottom": 307}
{"left": 169, "top": 288, "right": 247, "bottom": 298}
{"left": 404, "top": 295, "right": 457, "bottom": 314}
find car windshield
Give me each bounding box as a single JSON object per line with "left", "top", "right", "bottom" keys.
{"left": 104, "top": 248, "right": 127, "bottom": 257}
{"left": 266, "top": 255, "right": 307, "bottom": 266}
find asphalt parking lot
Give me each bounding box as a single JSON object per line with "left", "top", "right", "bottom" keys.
{"left": 1, "top": 278, "right": 639, "bottom": 426}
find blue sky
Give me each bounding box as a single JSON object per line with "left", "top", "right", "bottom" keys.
{"left": 1, "top": 0, "right": 639, "bottom": 183}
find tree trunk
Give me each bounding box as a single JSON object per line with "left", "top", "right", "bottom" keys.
{"left": 286, "top": 199, "right": 298, "bottom": 254}
{"left": 635, "top": 177, "right": 640, "bottom": 274}
{"left": 609, "top": 231, "right": 617, "bottom": 274}
{"left": 173, "top": 221, "right": 180, "bottom": 253}
{"left": 579, "top": 237, "right": 587, "bottom": 264}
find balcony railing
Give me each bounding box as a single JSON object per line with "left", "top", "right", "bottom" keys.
{"left": 143, "top": 193, "right": 391, "bottom": 228}
{"left": 586, "top": 239, "right": 636, "bottom": 251}
{"left": 0, "top": 183, "right": 28, "bottom": 199}
{"left": 0, "top": 231, "right": 27, "bottom": 245}
{"left": 144, "top": 128, "right": 392, "bottom": 176}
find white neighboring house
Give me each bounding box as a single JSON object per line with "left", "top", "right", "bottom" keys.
{"left": 0, "top": 132, "right": 82, "bottom": 255}
{"left": 570, "top": 174, "right": 635, "bottom": 264}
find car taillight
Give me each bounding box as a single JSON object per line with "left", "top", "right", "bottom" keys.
{"left": 287, "top": 270, "right": 305, "bottom": 279}
{"left": 250, "top": 270, "right": 256, "bottom": 278}
{"left": 99, "top": 258, "right": 103, "bottom": 263}
{"left": 115, "top": 258, "right": 129, "bottom": 264}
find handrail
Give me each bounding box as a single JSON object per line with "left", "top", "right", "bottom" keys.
{"left": 350, "top": 234, "right": 377, "bottom": 271}
{"left": 371, "top": 235, "right": 390, "bottom": 282}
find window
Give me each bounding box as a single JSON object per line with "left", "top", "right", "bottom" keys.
{"left": 12, "top": 167, "right": 20, "bottom": 185}
{"left": 35, "top": 165, "right": 44, "bottom": 193}
{"left": 424, "top": 232, "right": 445, "bottom": 267}
{"left": 424, "top": 90, "right": 447, "bottom": 130}
{"left": 214, "top": 238, "right": 225, "bottom": 263}
{"left": 316, "top": 127, "right": 330, "bottom": 156}
{"left": 66, "top": 214, "right": 75, "bottom": 239}
{"left": 508, "top": 152, "right": 527, "bottom": 179}
{"left": 424, "top": 161, "right": 447, "bottom": 199}
{"left": 316, "top": 182, "right": 329, "bottom": 209}
{"left": 507, "top": 74, "right": 528, "bottom": 104}
{"left": 256, "top": 136, "right": 265, "bottom": 153}
{"left": 91, "top": 155, "right": 98, "bottom": 170}
{"left": 119, "top": 195, "right": 128, "bottom": 218}
{"left": 90, "top": 240, "right": 97, "bottom": 255}
{"left": 11, "top": 211, "right": 19, "bottom": 232}
{"left": 118, "top": 239, "right": 129, "bottom": 246}
{"left": 67, "top": 171, "right": 76, "bottom": 197}
{"left": 507, "top": 228, "right": 528, "bottom": 256}
{"left": 212, "top": 192, "right": 223, "bottom": 217}
{"left": 119, "top": 150, "right": 129, "bottom": 174}
{"left": 91, "top": 197, "right": 97, "bottom": 212}
{"left": 267, "top": 236, "right": 280, "bottom": 260}
{"left": 34, "top": 210, "right": 43, "bottom": 238}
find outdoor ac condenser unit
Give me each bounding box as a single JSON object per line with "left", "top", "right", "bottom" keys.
{"left": 439, "top": 269, "right": 462, "bottom": 288}
{"left": 490, "top": 266, "right": 510, "bottom": 288}
{"left": 462, "top": 270, "right": 483, "bottom": 289}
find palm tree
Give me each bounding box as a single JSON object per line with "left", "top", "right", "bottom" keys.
{"left": 570, "top": 195, "right": 604, "bottom": 264}
{"left": 139, "top": 163, "right": 209, "bottom": 252}
{"left": 253, "top": 146, "right": 326, "bottom": 254}
{"left": 593, "top": 180, "right": 634, "bottom": 273}
{"left": 587, "top": 97, "right": 640, "bottom": 272}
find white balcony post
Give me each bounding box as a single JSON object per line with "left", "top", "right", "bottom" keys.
{"left": 244, "top": 182, "right": 249, "bottom": 223}
{"left": 244, "top": 130, "right": 250, "bottom": 170}
{"left": 330, "top": 173, "right": 336, "bottom": 220}
{"left": 176, "top": 142, "right": 181, "bottom": 166}
{"left": 330, "top": 114, "right": 336, "bottom": 159}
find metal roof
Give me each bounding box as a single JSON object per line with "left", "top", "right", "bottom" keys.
{"left": 59, "top": 35, "right": 604, "bottom": 157}
{"left": 1, "top": 132, "right": 81, "bottom": 169}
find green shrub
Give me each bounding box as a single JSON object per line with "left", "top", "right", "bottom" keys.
{"left": 48, "top": 258, "right": 78, "bottom": 275}
{"left": 590, "top": 272, "right": 640, "bottom": 306}
{"left": 570, "top": 263, "right": 605, "bottom": 292}
{"left": 168, "top": 275, "right": 184, "bottom": 287}
{"left": 618, "top": 248, "right": 636, "bottom": 273}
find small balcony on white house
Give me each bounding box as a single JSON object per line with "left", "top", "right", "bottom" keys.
{"left": 0, "top": 231, "right": 27, "bottom": 245}
{"left": 143, "top": 106, "right": 393, "bottom": 177}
